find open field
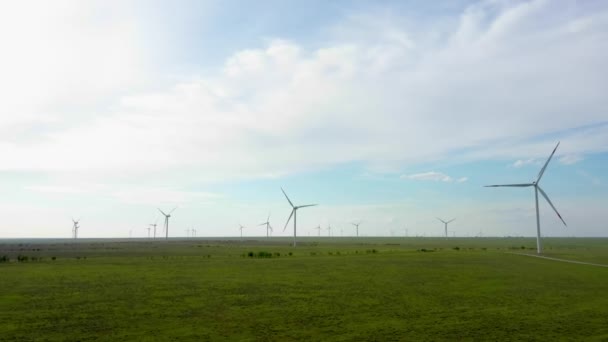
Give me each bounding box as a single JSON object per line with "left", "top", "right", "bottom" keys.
{"left": 2, "top": 237, "right": 608, "bottom": 341}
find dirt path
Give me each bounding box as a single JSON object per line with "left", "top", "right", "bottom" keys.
{"left": 509, "top": 253, "right": 608, "bottom": 268}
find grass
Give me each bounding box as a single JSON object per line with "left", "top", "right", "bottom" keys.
{"left": 1, "top": 237, "right": 608, "bottom": 341}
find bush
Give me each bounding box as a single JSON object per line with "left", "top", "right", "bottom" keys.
{"left": 0, "top": 255, "right": 9, "bottom": 263}
{"left": 257, "top": 251, "right": 272, "bottom": 258}
{"left": 453, "top": 247, "right": 460, "bottom": 251}
{"left": 288, "top": 252, "right": 293, "bottom": 256}
{"left": 17, "top": 255, "right": 28, "bottom": 262}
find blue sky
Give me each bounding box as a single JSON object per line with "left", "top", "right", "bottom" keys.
{"left": 0, "top": 0, "right": 607, "bottom": 238}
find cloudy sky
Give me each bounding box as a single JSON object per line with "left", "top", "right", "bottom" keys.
{"left": 1, "top": 0, "right": 606, "bottom": 238}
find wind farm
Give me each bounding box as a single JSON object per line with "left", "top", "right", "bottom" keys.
{"left": 2, "top": 1, "right": 608, "bottom": 341}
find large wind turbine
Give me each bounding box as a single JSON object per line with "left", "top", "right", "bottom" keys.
{"left": 71, "top": 218, "right": 80, "bottom": 239}
{"left": 351, "top": 221, "right": 362, "bottom": 237}
{"left": 313, "top": 224, "right": 321, "bottom": 237}
{"left": 281, "top": 187, "right": 317, "bottom": 247}
{"left": 158, "top": 207, "right": 177, "bottom": 240}
{"left": 258, "top": 213, "right": 273, "bottom": 238}
{"left": 485, "top": 142, "right": 567, "bottom": 254}
{"left": 436, "top": 218, "right": 455, "bottom": 238}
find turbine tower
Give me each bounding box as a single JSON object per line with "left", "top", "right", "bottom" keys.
{"left": 150, "top": 222, "right": 158, "bottom": 239}
{"left": 281, "top": 187, "right": 317, "bottom": 247}
{"left": 239, "top": 224, "right": 245, "bottom": 241}
{"left": 146, "top": 227, "right": 151, "bottom": 238}
{"left": 436, "top": 218, "right": 455, "bottom": 238}
{"left": 71, "top": 218, "right": 80, "bottom": 239}
{"left": 351, "top": 221, "right": 361, "bottom": 237}
{"left": 326, "top": 224, "right": 332, "bottom": 237}
{"left": 314, "top": 225, "right": 321, "bottom": 237}
{"left": 258, "top": 213, "right": 273, "bottom": 238}
{"left": 485, "top": 142, "right": 567, "bottom": 254}
{"left": 158, "top": 207, "right": 177, "bottom": 240}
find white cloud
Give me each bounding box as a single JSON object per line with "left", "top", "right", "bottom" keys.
{"left": 512, "top": 158, "right": 540, "bottom": 168}
{"left": 457, "top": 177, "right": 469, "bottom": 183}
{"left": 402, "top": 171, "right": 453, "bottom": 182}
{"left": 559, "top": 154, "right": 584, "bottom": 165}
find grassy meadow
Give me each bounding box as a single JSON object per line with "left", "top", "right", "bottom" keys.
{"left": 1, "top": 237, "right": 608, "bottom": 341}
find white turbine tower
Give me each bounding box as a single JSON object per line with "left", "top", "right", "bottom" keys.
{"left": 150, "top": 222, "right": 158, "bottom": 239}
{"left": 258, "top": 213, "right": 273, "bottom": 238}
{"left": 485, "top": 142, "right": 567, "bottom": 254}
{"left": 314, "top": 225, "right": 321, "bottom": 237}
{"left": 281, "top": 187, "right": 317, "bottom": 247}
{"left": 71, "top": 218, "right": 80, "bottom": 239}
{"left": 351, "top": 221, "right": 362, "bottom": 237}
{"left": 146, "top": 227, "right": 151, "bottom": 238}
{"left": 436, "top": 218, "right": 455, "bottom": 238}
{"left": 326, "top": 224, "right": 332, "bottom": 237}
{"left": 239, "top": 224, "right": 245, "bottom": 241}
{"left": 158, "top": 207, "right": 177, "bottom": 240}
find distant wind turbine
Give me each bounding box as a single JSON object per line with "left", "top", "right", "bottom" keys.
{"left": 485, "top": 142, "right": 567, "bottom": 254}
{"left": 351, "top": 221, "right": 362, "bottom": 237}
{"left": 150, "top": 222, "right": 158, "bottom": 239}
{"left": 281, "top": 187, "right": 317, "bottom": 247}
{"left": 158, "top": 207, "right": 177, "bottom": 240}
{"left": 436, "top": 218, "right": 455, "bottom": 238}
{"left": 258, "top": 213, "right": 273, "bottom": 238}
{"left": 72, "top": 218, "right": 80, "bottom": 239}
{"left": 326, "top": 224, "right": 332, "bottom": 237}
{"left": 239, "top": 224, "right": 245, "bottom": 241}
{"left": 314, "top": 224, "right": 321, "bottom": 237}
{"left": 146, "top": 227, "right": 151, "bottom": 238}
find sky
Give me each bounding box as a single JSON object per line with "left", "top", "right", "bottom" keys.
{"left": 0, "top": 0, "right": 607, "bottom": 238}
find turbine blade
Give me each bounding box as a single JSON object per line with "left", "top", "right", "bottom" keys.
{"left": 281, "top": 187, "right": 294, "bottom": 208}
{"left": 283, "top": 209, "right": 295, "bottom": 232}
{"left": 169, "top": 207, "right": 177, "bottom": 214}
{"left": 448, "top": 219, "right": 455, "bottom": 223}
{"left": 297, "top": 204, "right": 317, "bottom": 208}
{"left": 537, "top": 186, "right": 567, "bottom": 227}
{"left": 436, "top": 217, "right": 446, "bottom": 223}
{"left": 484, "top": 183, "right": 534, "bottom": 187}
{"left": 537, "top": 142, "right": 560, "bottom": 183}
{"left": 258, "top": 222, "right": 267, "bottom": 226}
{"left": 158, "top": 208, "right": 167, "bottom": 216}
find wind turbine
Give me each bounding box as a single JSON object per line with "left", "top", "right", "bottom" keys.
{"left": 71, "top": 218, "right": 80, "bottom": 239}
{"left": 436, "top": 218, "right": 455, "bottom": 238}
{"left": 326, "top": 225, "right": 332, "bottom": 237}
{"left": 192, "top": 228, "right": 197, "bottom": 237}
{"left": 314, "top": 225, "right": 321, "bottom": 237}
{"left": 146, "top": 227, "right": 151, "bottom": 238}
{"left": 158, "top": 207, "right": 177, "bottom": 240}
{"left": 258, "top": 213, "right": 273, "bottom": 238}
{"left": 351, "top": 221, "right": 362, "bottom": 237}
{"left": 239, "top": 224, "right": 245, "bottom": 241}
{"left": 150, "top": 222, "right": 158, "bottom": 239}
{"left": 485, "top": 142, "right": 567, "bottom": 254}
{"left": 281, "top": 187, "right": 317, "bottom": 247}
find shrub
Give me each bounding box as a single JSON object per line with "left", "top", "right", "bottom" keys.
{"left": 257, "top": 251, "right": 272, "bottom": 258}
{"left": 51, "top": 256, "right": 56, "bottom": 261}
{"left": 247, "top": 251, "right": 254, "bottom": 258}
{"left": 274, "top": 252, "right": 281, "bottom": 257}
{"left": 288, "top": 252, "right": 293, "bottom": 256}
{"left": 0, "top": 255, "right": 9, "bottom": 263}
{"left": 453, "top": 247, "right": 460, "bottom": 251}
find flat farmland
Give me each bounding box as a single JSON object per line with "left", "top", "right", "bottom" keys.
{"left": 1, "top": 237, "right": 607, "bottom": 341}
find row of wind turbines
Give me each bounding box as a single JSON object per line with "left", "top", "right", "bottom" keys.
{"left": 72, "top": 143, "right": 567, "bottom": 254}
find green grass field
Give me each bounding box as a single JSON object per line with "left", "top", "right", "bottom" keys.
{"left": 1, "top": 237, "right": 608, "bottom": 341}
